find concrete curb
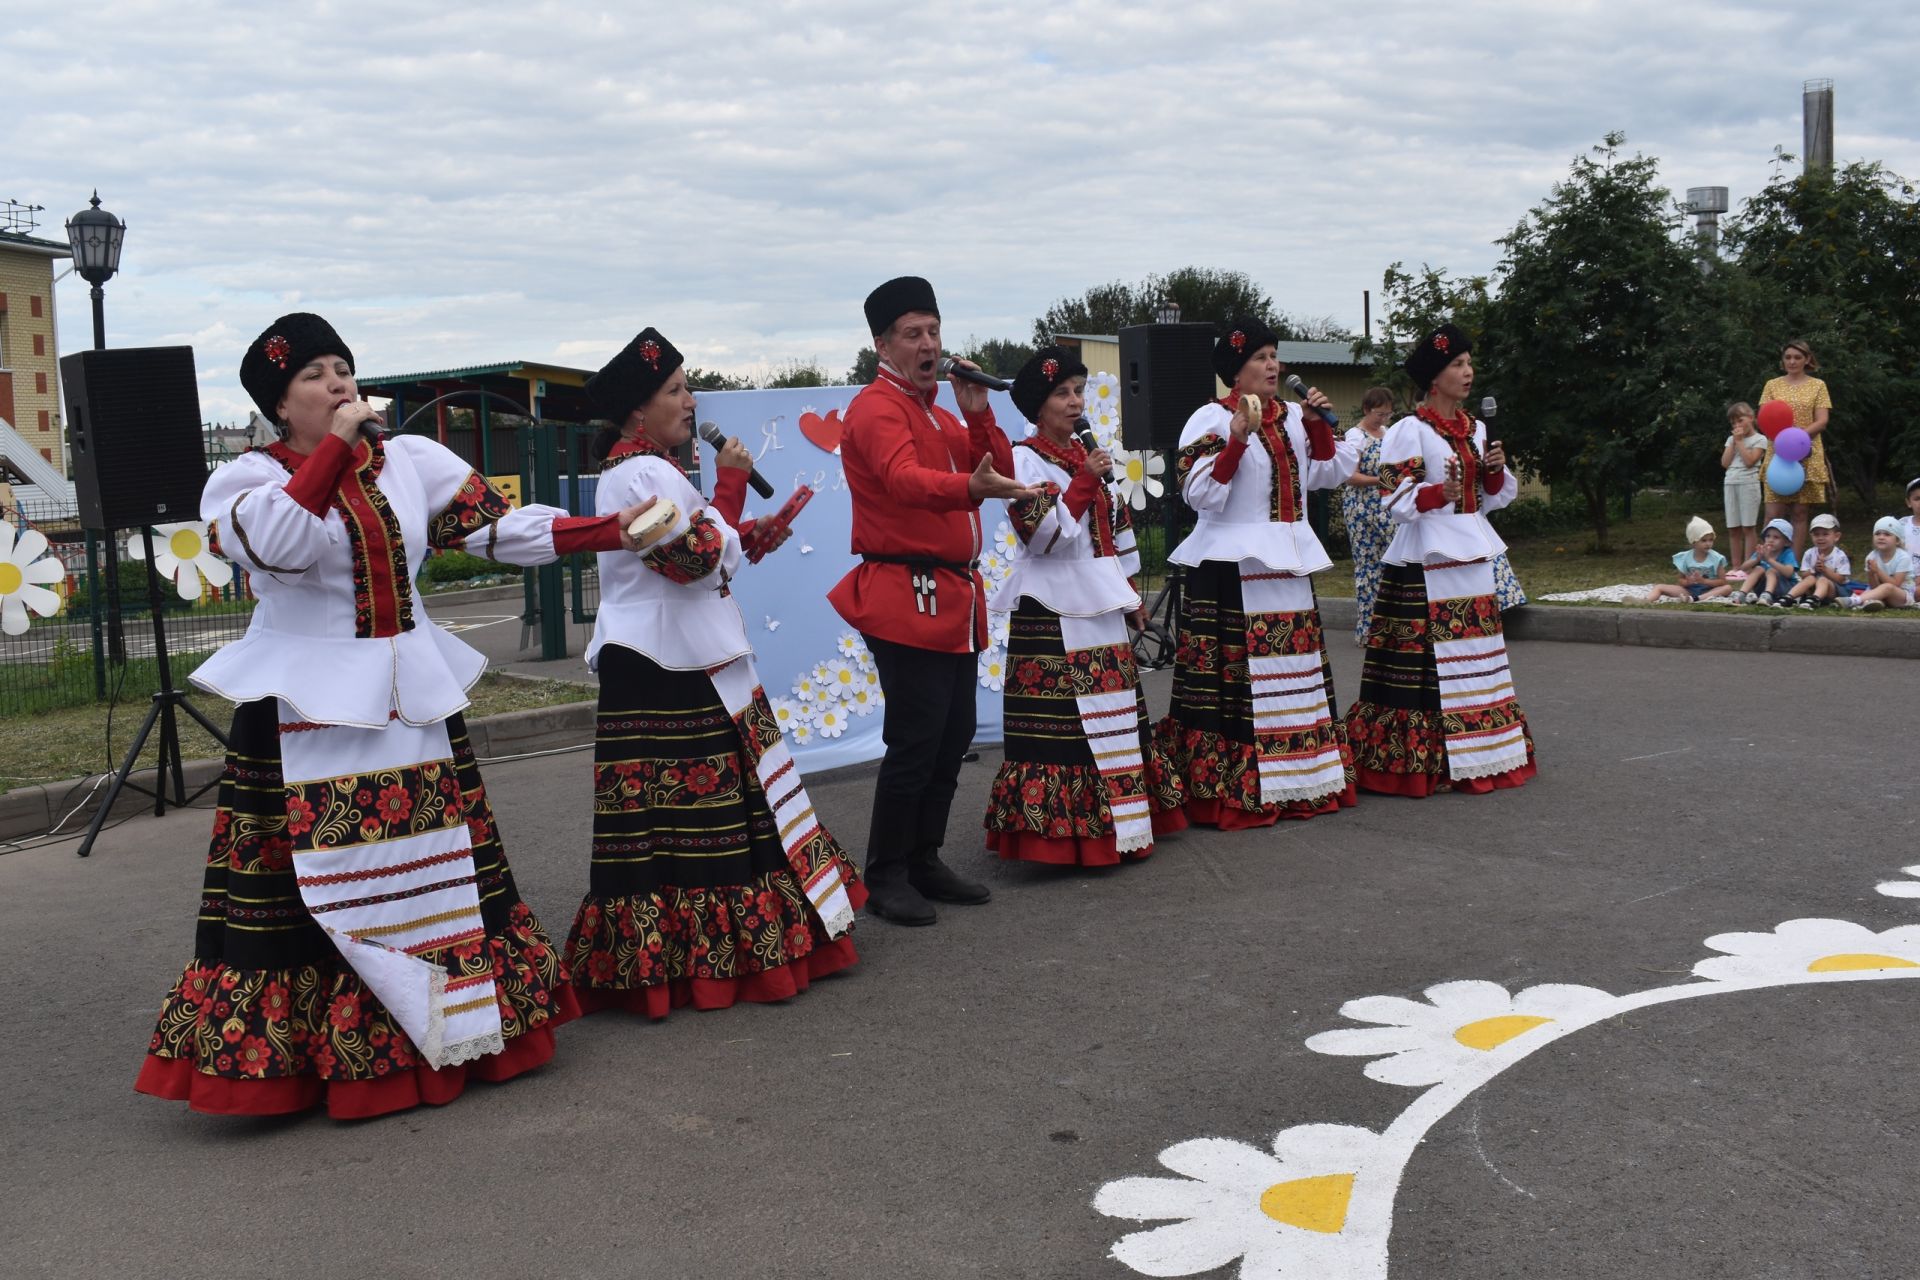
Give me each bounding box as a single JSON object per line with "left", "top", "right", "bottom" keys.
{"left": 421, "top": 582, "right": 529, "bottom": 607}
{"left": 0, "top": 699, "right": 597, "bottom": 846}
{"left": 1316, "top": 595, "right": 1918, "bottom": 659}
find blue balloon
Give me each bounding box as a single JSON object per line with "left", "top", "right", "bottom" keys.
{"left": 1766, "top": 456, "right": 1805, "bottom": 497}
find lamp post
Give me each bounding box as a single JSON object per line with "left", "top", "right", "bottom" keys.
{"left": 1154, "top": 297, "right": 1181, "bottom": 326}
{"left": 65, "top": 191, "right": 127, "bottom": 352}
{"left": 65, "top": 191, "right": 129, "bottom": 688}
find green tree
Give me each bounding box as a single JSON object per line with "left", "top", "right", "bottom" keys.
{"left": 1485, "top": 133, "right": 1707, "bottom": 550}
{"left": 1030, "top": 266, "right": 1344, "bottom": 346}
{"left": 1722, "top": 160, "right": 1920, "bottom": 503}
{"left": 760, "top": 358, "right": 829, "bottom": 389}
{"left": 684, "top": 366, "right": 753, "bottom": 392}
{"left": 958, "top": 336, "right": 1035, "bottom": 378}
{"left": 844, "top": 348, "right": 878, "bottom": 385}
{"left": 1350, "top": 261, "right": 1493, "bottom": 411}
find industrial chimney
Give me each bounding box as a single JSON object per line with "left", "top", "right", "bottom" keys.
{"left": 1803, "top": 78, "right": 1834, "bottom": 175}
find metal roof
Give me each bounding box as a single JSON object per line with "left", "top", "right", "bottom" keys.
{"left": 356, "top": 359, "right": 595, "bottom": 388}
{"left": 1055, "top": 333, "right": 1362, "bottom": 366}
{"left": 0, "top": 230, "right": 73, "bottom": 258}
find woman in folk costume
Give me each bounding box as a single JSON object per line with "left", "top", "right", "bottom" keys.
{"left": 1153, "top": 317, "right": 1359, "bottom": 830}
{"left": 561, "top": 328, "right": 864, "bottom": 1018}
{"left": 138, "top": 313, "right": 650, "bottom": 1120}
{"left": 983, "top": 347, "right": 1187, "bottom": 866}
{"left": 1344, "top": 324, "right": 1536, "bottom": 796}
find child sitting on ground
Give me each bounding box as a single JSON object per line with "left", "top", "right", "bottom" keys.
{"left": 1898, "top": 477, "right": 1920, "bottom": 564}
{"left": 1647, "top": 516, "right": 1733, "bottom": 602}
{"left": 1737, "top": 518, "right": 1798, "bottom": 605}
{"left": 1847, "top": 516, "right": 1915, "bottom": 612}
{"left": 1785, "top": 512, "right": 1850, "bottom": 608}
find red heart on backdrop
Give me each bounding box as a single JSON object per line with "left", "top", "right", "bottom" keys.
{"left": 799, "top": 409, "right": 844, "bottom": 455}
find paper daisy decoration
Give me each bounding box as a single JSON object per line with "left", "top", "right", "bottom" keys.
{"left": 0, "top": 523, "right": 66, "bottom": 635}
{"left": 1693, "top": 918, "right": 1920, "bottom": 984}
{"left": 1112, "top": 448, "right": 1166, "bottom": 511}
{"left": 977, "top": 647, "right": 1006, "bottom": 692}
{"left": 990, "top": 611, "right": 1010, "bottom": 646}
{"left": 811, "top": 660, "right": 835, "bottom": 686}
{"left": 1094, "top": 1124, "right": 1382, "bottom": 1278}
{"left": 854, "top": 648, "right": 876, "bottom": 676}
{"left": 979, "top": 551, "right": 1007, "bottom": 581}
{"left": 816, "top": 705, "right": 849, "bottom": 739}
{"left": 993, "top": 524, "right": 1020, "bottom": 558}
{"left": 789, "top": 720, "right": 815, "bottom": 746}
{"left": 125, "top": 520, "right": 234, "bottom": 601}
{"left": 1085, "top": 372, "right": 1121, "bottom": 422}
{"left": 836, "top": 633, "right": 865, "bottom": 659}
{"left": 1876, "top": 866, "right": 1920, "bottom": 899}
{"left": 847, "top": 686, "right": 879, "bottom": 716}
{"left": 1305, "top": 980, "right": 1614, "bottom": 1088}
{"left": 791, "top": 675, "right": 823, "bottom": 704}
{"left": 859, "top": 666, "right": 881, "bottom": 692}
{"left": 823, "top": 658, "right": 859, "bottom": 699}
{"left": 770, "top": 696, "right": 812, "bottom": 736}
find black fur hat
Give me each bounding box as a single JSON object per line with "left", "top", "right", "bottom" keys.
{"left": 586, "top": 327, "right": 685, "bottom": 422}
{"left": 1405, "top": 324, "right": 1472, "bottom": 394}
{"left": 1011, "top": 346, "right": 1088, "bottom": 425}
{"left": 1212, "top": 316, "right": 1279, "bottom": 384}
{"left": 863, "top": 276, "right": 940, "bottom": 337}
{"left": 240, "top": 313, "right": 354, "bottom": 421}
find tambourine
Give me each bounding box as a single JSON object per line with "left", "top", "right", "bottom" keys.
{"left": 626, "top": 500, "right": 679, "bottom": 549}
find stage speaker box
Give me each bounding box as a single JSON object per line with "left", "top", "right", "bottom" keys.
{"left": 1118, "top": 323, "right": 1218, "bottom": 451}
{"left": 61, "top": 346, "right": 209, "bottom": 530}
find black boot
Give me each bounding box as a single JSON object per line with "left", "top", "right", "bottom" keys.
{"left": 863, "top": 859, "right": 937, "bottom": 926}
{"left": 908, "top": 848, "right": 991, "bottom": 905}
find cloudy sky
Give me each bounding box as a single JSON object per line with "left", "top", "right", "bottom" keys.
{"left": 6, "top": 0, "right": 1916, "bottom": 423}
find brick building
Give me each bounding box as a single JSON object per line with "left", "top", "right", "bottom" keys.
{"left": 0, "top": 228, "right": 73, "bottom": 474}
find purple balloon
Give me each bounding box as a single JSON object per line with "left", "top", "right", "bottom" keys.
{"left": 1774, "top": 427, "right": 1812, "bottom": 463}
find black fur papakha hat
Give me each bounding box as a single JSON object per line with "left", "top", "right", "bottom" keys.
{"left": 1405, "top": 324, "right": 1472, "bottom": 394}
{"left": 586, "top": 328, "right": 686, "bottom": 422}
{"left": 1212, "top": 316, "right": 1280, "bottom": 383}
{"left": 1011, "top": 345, "right": 1088, "bottom": 425}
{"left": 240, "top": 313, "right": 354, "bottom": 421}
{"left": 863, "top": 276, "right": 940, "bottom": 337}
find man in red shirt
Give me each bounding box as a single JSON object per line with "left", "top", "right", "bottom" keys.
{"left": 829, "top": 276, "right": 1039, "bottom": 925}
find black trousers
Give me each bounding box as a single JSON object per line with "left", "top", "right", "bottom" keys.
{"left": 863, "top": 634, "right": 977, "bottom": 873}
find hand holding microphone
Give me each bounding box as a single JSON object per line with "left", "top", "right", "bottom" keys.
{"left": 697, "top": 421, "right": 775, "bottom": 498}
{"left": 1479, "top": 396, "right": 1505, "bottom": 472}
{"left": 329, "top": 399, "right": 386, "bottom": 444}
{"left": 937, "top": 357, "right": 1013, "bottom": 392}
{"left": 1284, "top": 375, "right": 1338, "bottom": 428}
{"left": 1072, "top": 416, "right": 1115, "bottom": 480}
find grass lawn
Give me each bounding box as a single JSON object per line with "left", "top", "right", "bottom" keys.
{"left": 0, "top": 672, "right": 594, "bottom": 795}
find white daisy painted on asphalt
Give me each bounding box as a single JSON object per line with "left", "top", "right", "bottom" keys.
{"left": 823, "top": 658, "right": 858, "bottom": 698}
{"left": 1694, "top": 918, "right": 1920, "bottom": 984}
{"left": 1095, "top": 1124, "right": 1382, "bottom": 1279}
{"left": 125, "top": 520, "right": 234, "bottom": 601}
{"left": 0, "top": 523, "right": 66, "bottom": 635}
{"left": 977, "top": 647, "right": 1006, "bottom": 692}
{"left": 1304, "top": 980, "right": 1614, "bottom": 1088}
{"left": 1875, "top": 866, "right": 1920, "bottom": 899}
{"left": 1112, "top": 448, "right": 1167, "bottom": 511}
{"left": 816, "top": 705, "right": 849, "bottom": 739}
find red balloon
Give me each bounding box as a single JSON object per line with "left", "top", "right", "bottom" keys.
{"left": 1756, "top": 400, "right": 1794, "bottom": 439}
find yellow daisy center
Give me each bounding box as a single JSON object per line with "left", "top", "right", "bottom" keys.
{"left": 1806, "top": 953, "right": 1920, "bottom": 973}
{"left": 1453, "top": 1014, "right": 1554, "bottom": 1050}
{"left": 1095, "top": 383, "right": 1112, "bottom": 400}
{"left": 1125, "top": 457, "right": 1145, "bottom": 483}
{"left": 169, "top": 529, "right": 204, "bottom": 560}
{"left": 0, "top": 563, "right": 21, "bottom": 595}
{"left": 1258, "top": 1173, "right": 1354, "bottom": 1234}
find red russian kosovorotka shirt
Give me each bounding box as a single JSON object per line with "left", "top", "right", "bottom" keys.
{"left": 828, "top": 362, "right": 1016, "bottom": 654}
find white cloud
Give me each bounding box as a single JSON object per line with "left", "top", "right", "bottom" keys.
{"left": 7, "top": 0, "right": 1916, "bottom": 421}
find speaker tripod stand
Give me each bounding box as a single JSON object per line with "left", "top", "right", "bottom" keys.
{"left": 75, "top": 526, "right": 229, "bottom": 858}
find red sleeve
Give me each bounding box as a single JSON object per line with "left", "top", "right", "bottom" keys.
{"left": 284, "top": 435, "right": 354, "bottom": 515}
{"left": 551, "top": 514, "right": 624, "bottom": 555}
{"left": 1211, "top": 435, "right": 1250, "bottom": 483}
{"left": 1480, "top": 466, "right": 1504, "bottom": 490}
{"left": 963, "top": 404, "right": 1013, "bottom": 479}
{"left": 710, "top": 466, "right": 748, "bottom": 527}
{"left": 1415, "top": 484, "right": 1452, "bottom": 513}
{"left": 1060, "top": 468, "right": 1101, "bottom": 520}
{"left": 1303, "top": 413, "right": 1337, "bottom": 461}
{"left": 858, "top": 402, "right": 974, "bottom": 511}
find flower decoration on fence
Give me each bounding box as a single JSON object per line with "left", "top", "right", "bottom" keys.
{"left": 1111, "top": 448, "right": 1166, "bottom": 511}
{"left": 1085, "top": 372, "right": 1122, "bottom": 443}
{"left": 125, "top": 521, "right": 234, "bottom": 601}
{"left": 1092, "top": 872, "right": 1920, "bottom": 1279}
{"left": 0, "top": 523, "right": 66, "bottom": 635}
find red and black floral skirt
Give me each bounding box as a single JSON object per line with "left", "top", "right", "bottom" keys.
{"left": 1152, "top": 559, "right": 1356, "bottom": 829}
{"left": 561, "top": 645, "right": 864, "bottom": 1018}
{"left": 984, "top": 599, "right": 1186, "bottom": 866}
{"left": 135, "top": 700, "right": 578, "bottom": 1121}
{"left": 1343, "top": 561, "right": 1536, "bottom": 797}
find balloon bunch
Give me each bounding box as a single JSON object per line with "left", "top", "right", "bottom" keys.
{"left": 1756, "top": 401, "right": 1809, "bottom": 497}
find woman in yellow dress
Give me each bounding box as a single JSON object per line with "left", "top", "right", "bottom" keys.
{"left": 1760, "top": 338, "right": 1833, "bottom": 551}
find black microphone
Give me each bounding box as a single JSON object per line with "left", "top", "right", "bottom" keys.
{"left": 1072, "top": 416, "right": 1116, "bottom": 480}
{"left": 1283, "top": 374, "right": 1339, "bottom": 429}
{"left": 697, "top": 421, "right": 776, "bottom": 498}
{"left": 937, "top": 357, "right": 1013, "bottom": 392}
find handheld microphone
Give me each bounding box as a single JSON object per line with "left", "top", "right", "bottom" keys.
{"left": 1072, "top": 416, "right": 1116, "bottom": 480}
{"left": 937, "top": 357, "right": 1013, "bottom": 392}
{"left": 697, "top": 421, "right": 776, "bottom": 498}
{"left": 1283, "top": 374, "right": 1339, "bottom": 429}
{"left": 358, "top": 418, "right": 384, "bottom": 442}
{"left": 1479, "top": 395, "right": 1498, "bottom": 422}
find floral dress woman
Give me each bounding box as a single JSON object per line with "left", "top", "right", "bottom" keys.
{"left": 1341, "top": 425, "right": 1392, "bottom": 642}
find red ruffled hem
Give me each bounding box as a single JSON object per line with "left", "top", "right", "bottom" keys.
{"left": 133, "top": 984, "right": 580, "bottom": 1122}
{"left": 1356, "top": 759, "right": 1536, "bottom": 797}
{"left": 570, "top": 934, "right": 860, "bottom": 1020}
{"left": 988, "top": 808, "right": 1186, "bottom": 866}
{"left": 1182, "top": 782, "right": 1357, "bottom": 830}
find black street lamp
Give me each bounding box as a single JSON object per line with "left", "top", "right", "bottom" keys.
{"left": 1154, "top": 297, "right": 1181, "bottom": 325}
{"left": 65, "top": 191, "right": 127, "bottom": 352}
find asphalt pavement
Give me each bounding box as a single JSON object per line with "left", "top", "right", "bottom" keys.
{"left": 2, "top": 638, "right": 1915, "bottom": 1279}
